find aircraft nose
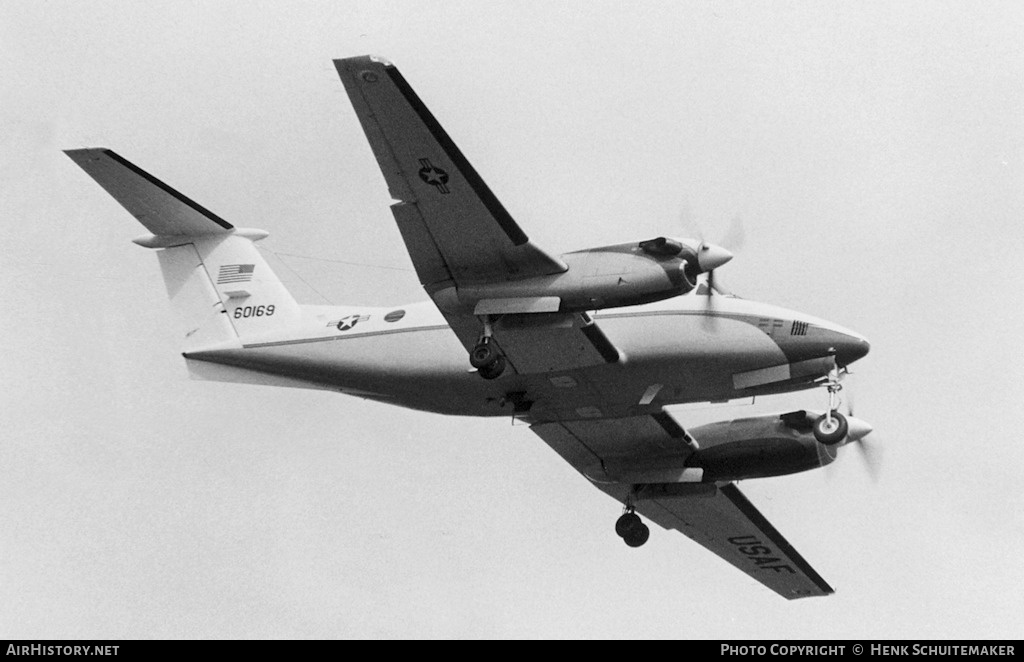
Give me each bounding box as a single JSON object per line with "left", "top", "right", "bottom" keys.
{"left": 834, "top": 334, "right": 870, "bottom": 367}
{"left": 697, "top": 243, "right": 733, "bottom": 272}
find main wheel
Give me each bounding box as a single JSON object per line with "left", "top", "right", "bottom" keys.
{"left": 477, "top": 354, "right": 506, "bottom": 380}
{"left": 615, "top": 512, "right": 641, "bottom": 538}
{"left": 624, "top": 522, "right": 650, "bottom": 548}
{"left": 469, "top": 340, "right": 499, "bottom": 369}
{"left": 813, "top": 411, "right": 849, "bottom": 445}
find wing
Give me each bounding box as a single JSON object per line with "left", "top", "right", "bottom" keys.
{"left": 336, "top": 56, "right": 620, "bottom": 376}
{"left": 531, "top": 411, "right": 834, "bottom": 600}
{"left": 334, "top": 56, "right": 566, "bottom": 289}
{"left": 628, "top": 482, "right": 834, "bottom": 599}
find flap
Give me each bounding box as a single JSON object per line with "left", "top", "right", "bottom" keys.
{"left": 531, "top": 410, "right": 697, "bottom": 481}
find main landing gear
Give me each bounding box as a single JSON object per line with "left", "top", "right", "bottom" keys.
{"left": 615, "top": 507, "right": 650, "bottom": 548}
{"left": 470, "top": 316, "right": 506, "bottom": 380}
{"left": 813, "top": 367, "right": 849, "bottom": 445}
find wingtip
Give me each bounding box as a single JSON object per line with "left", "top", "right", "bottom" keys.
{"left": 333, "top": 54, "right": 394, "bottom": 68}
{"left": 63, "top": 147, "right": 111, "bottom": 161}
{"left": 333, "top": 56, "right": 396, "bottom": 90}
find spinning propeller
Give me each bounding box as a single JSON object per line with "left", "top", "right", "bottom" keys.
{"left": 824, "top": 370, "right": 882, "bottom": 482}
{"left": 678, "top": 214, "right": 745, "bottom": 327}
{"left": 843, "top": 379, "right": 883, "bottom": 482}
{"left": 700, "top": 214, "right": 745, "bottom": 296}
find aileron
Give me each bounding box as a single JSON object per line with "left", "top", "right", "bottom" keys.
{"left": 632, "top": 483, "right": 834, "bottom": 599}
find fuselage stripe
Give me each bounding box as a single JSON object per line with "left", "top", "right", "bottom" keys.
{"left": 240, "top": 310, "right": 785, "bottom": 349}
{"left": 242, "top": 324, "right": 452, "bottom": 348}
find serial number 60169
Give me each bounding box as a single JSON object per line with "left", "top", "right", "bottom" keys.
{"left": 234, "top": 305, "right": 275, "bottom": 318}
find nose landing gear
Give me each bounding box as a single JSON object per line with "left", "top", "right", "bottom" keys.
{"left": 813, "top": 367, "right": 849, "bottom": 445}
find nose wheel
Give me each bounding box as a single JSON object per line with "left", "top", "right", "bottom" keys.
{"left": 813, "top": 367, "right": 849, "bottom": 445}
{"left": 615, "top": 508, "right": 650, "bottom": 548}
{"left": 813, "top": 411, "right": 848, "bottom": 445}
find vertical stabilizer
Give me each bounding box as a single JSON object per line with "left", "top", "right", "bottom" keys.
{"left": 66, "top": 148, "right": 301, "bottom": 351}
{"left": 154, "top": 233, "right": 302, "bottom": 350}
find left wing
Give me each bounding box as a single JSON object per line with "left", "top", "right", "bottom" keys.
{"left": 336, "top": 55, "right": 620, "bottom": 376}
{"left": 334, "top": 56, "right": 566, "bottom": 289}
{"left": 531, "top": 411, "right": 834, "bottom": 599}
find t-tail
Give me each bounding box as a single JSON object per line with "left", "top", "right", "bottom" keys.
{"left": 64, "top": 149, "right": 301, "bottom": 353}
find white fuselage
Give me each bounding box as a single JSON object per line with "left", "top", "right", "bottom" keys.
{"left": 186, "top": 294, "right": 869, "bottom": 422}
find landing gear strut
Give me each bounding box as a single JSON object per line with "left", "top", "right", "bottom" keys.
{"left": 813, "top": 366, "right": 849, "bottom": 445}
{"left": 470, "top": 316, "right": 506, "bottom": 379}
{"left": 615, "top": 506, "right": 650, "bottom": 548}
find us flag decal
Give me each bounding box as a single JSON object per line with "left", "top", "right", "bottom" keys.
{"left": 217, "top": 264, "right": 255, "bottom": 284}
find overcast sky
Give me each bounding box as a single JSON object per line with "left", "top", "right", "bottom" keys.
{"left": 2, "top": 1, "right": 1023, "bottom": 639}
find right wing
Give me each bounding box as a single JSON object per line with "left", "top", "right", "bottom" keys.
{"left": 531, "top": 411, "right": 834, "bottom": 600}
{"left": 627, "top": 482, "right": 834, "bottom": 599}
{"left": 334, "top": 56, "right": 566, "bottom": 290}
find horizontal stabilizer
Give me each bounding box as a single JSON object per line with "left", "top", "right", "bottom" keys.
{"left": 65, "top": 148, "right": 234, "bottom": 236}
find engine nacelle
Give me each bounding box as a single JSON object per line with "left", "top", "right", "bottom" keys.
{"left": 432, "top": 237, "right": 731, "bottom": 316}
{"left": 594, "top": 410, "right": 873, "bottom": 485}
{"left": 682, "top": 411, "right": 837, "bottom": 483}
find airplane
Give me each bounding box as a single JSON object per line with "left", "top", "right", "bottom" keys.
{"left": 65, "top": 55, "right": 872, "bottom": 600}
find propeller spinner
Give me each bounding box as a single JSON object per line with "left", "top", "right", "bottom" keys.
{"left": 697, "top": 242, "right": 733, "bottom": 272}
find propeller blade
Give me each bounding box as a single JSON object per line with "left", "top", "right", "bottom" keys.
{"left": 709, "top": 273, "right": 733, "bottom": 296}
{"left": 677, "top": 199, "right": 696, "bottom": 234}
{"left": 854, "top": 435, "right": 883, "bottom": 483}
{"left": 806, "top": 367, "right": 876, "bottom": 481}
{"left": 721, "top": 214, "right": 746, "bottom": 252}
{"left": 673, "top": 205, "right": 738, "bottom": 330}
{"left": 838, "top": 376, "right": 882, "bottom": 482}
{"left": 701, "top": 269, "right": 718, "bottom": 330}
